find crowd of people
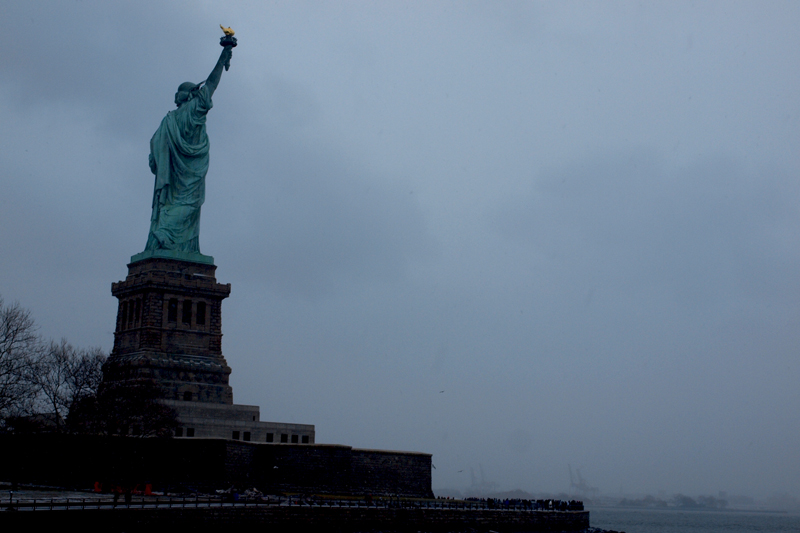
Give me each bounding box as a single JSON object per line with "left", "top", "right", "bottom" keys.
{"left": 460, "top": 497, "right": 584, "bottom": 511}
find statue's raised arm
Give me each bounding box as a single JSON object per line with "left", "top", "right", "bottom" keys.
{"left": 205, "top": 45, "right": 233, "bottom": 98}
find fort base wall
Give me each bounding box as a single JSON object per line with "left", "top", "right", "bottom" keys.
{"left": 0, "top": 434, "right": 432, "bottom": 498}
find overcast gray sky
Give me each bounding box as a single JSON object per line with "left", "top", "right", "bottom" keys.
{"left": 1, "top": 1, "right": 798, "bottom": 499}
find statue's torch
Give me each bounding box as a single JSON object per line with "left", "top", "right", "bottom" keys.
{"left": 219, "top": 25, "right": 237, "bottom": 71}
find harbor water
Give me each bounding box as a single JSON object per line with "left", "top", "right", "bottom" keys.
{"left": 589, "top": 507, "right": 800, "bottom": 533}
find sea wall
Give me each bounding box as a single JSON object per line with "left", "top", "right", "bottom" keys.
{"left": 0, "top": 434, "right": 432, "bottom": 498}
{"left": 0, "top": 505, "right": 590, "bottom": 533}
{"left": 224, "top": 440, "right": 433, "bottom": 497}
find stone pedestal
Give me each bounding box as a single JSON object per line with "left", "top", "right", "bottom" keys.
{"left": 104, "top": 257, "right": 234, "bottom": 404}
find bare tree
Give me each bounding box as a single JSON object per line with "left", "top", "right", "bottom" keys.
{"left": 32, "top": 339, "right": 72, "bottom": 430}
{"left": 69, "top": 380, "right": 178, "bottom": 438}
{"left": 1, "top": 296, "right": 107, "bottom": 433}
{"left": 0, "top": 296, "right": 41, "bottom": 420}
{"left": 32, "top": 339, "right": 106, "bottom": 431}
{"left": 66, "top": 345, "right": 105, "bottom": 406}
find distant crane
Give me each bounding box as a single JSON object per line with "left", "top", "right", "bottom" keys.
{"left": 568, "top": 464, "right": 599, "bottom": 500}
{"left": 468, "top": 464, "right": 498, "bottom": 496}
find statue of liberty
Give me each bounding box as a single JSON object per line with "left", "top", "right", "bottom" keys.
{"left": 142, "top": 29, "right": 236, "bottom": 260}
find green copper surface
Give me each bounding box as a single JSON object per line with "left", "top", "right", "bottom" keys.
{"left": 142, "top": 43, "right": 234, "bottom": 255}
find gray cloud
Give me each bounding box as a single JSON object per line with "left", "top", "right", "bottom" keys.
{"left": 496, "top": 152, "right": 799, "bottom": 311}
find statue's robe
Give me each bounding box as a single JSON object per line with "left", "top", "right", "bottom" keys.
{"left": 145, "top": 86, "right": 213, "bottom": 252}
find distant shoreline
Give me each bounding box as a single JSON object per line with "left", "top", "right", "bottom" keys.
{"left": 589, "top": 504, "right": 789, "bottom": 515}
